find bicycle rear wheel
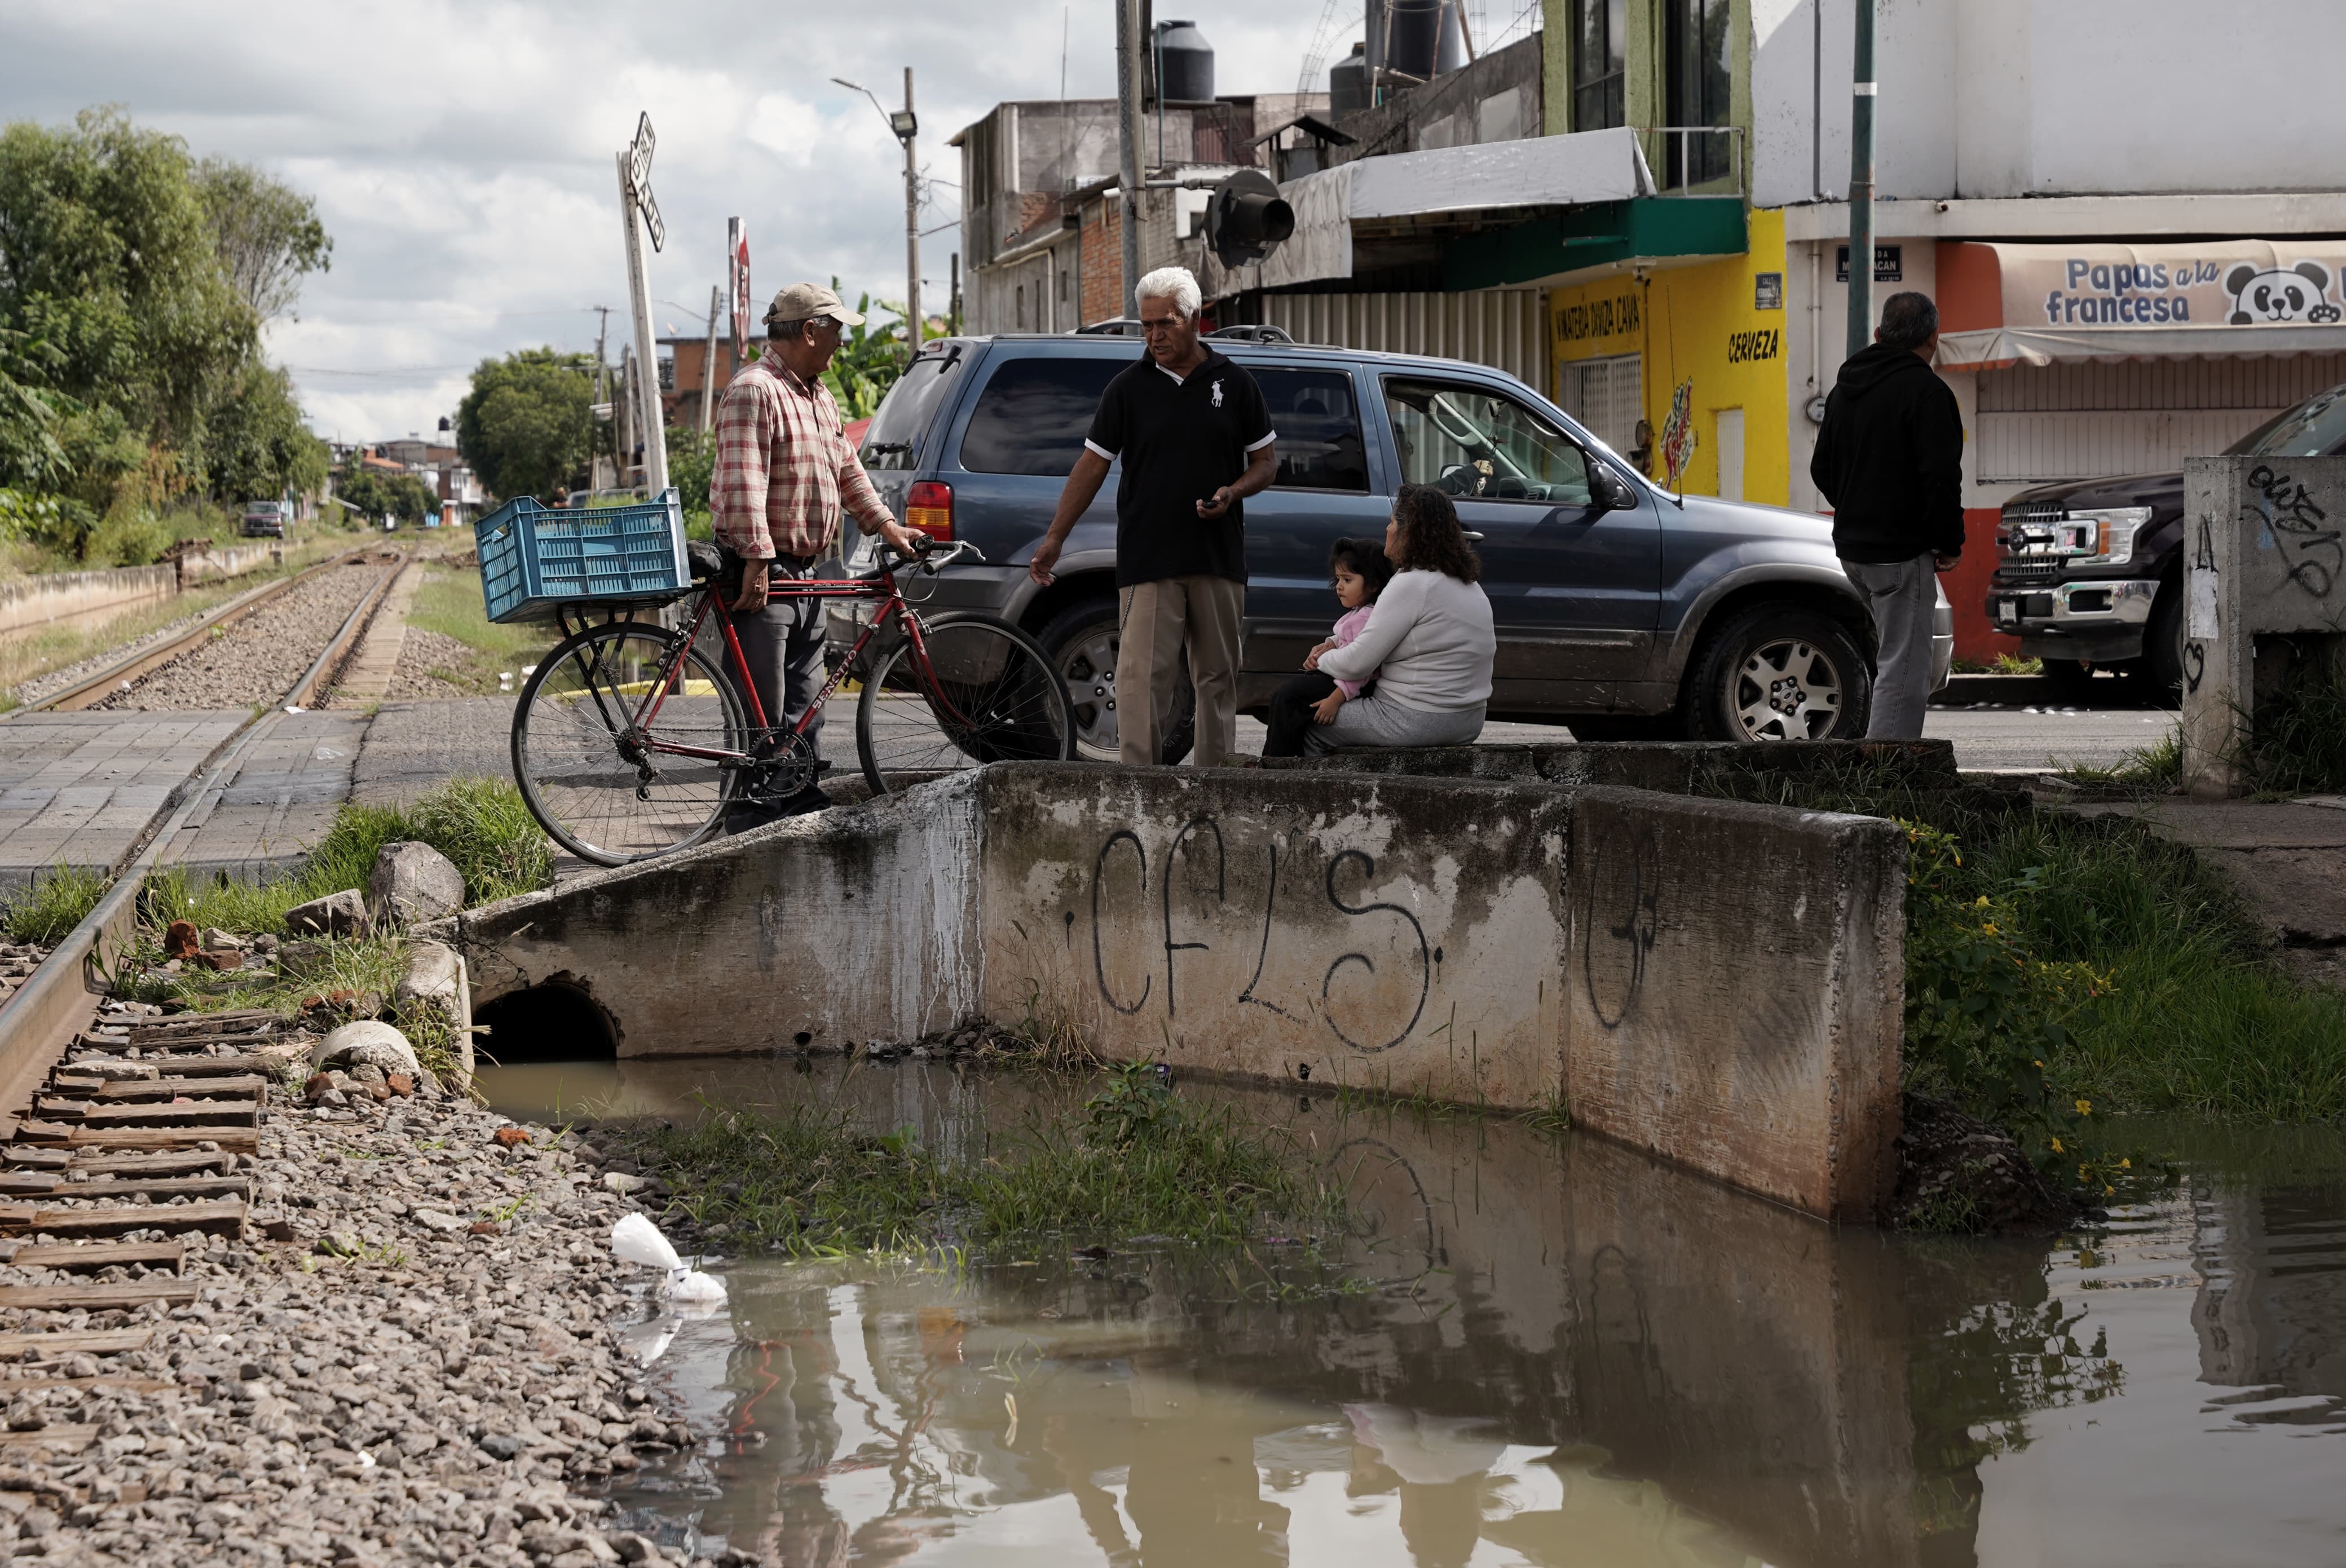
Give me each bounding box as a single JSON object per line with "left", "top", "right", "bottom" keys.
{"left": 511, "top": 622, "right": 748, "bottom": 865}
{"left": 856, "top": 613, "right": 1077, "bottom": 796}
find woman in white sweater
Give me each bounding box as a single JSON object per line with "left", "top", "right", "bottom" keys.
{"left": 1306, "top": 484, "right": 1496, "bottom": 752}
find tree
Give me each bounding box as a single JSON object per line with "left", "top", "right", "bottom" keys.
{"left": 0, "top": 324, "right": 65, "bottom": 490}
{"left": 819, "top": 282, "right": 907, "bottom": 420}
{"left": 204, "top": 361, "right": 327, "bottom": 502}
{"left": 334, "top": 464, "right": 438, "bottom": 525}
{"left": 0, "top": 107, "right": 256, "bottom": 458}
{"left": 456, "top": 348, "right": 595, "bottom": 501}
{"left": 196, "top": 157, "right": 331, "bottom": 321}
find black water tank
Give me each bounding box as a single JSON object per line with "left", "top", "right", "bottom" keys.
{"left": 1330, "top": 41, "right": 1369, "bottom": 116}
{"left": 1154, "top": 20, "right": 1214, "bottom": 103}
{"left": 1384, "top": 0, "right": 1442, "bottom": 81}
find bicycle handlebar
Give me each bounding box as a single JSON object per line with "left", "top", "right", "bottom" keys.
{"left": 879, "top": 537, "right": 985, "bottom": 574}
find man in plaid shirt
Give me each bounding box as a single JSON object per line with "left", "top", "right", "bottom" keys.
{"left": 712, "top": 281, "right": 924, "bottom": 820}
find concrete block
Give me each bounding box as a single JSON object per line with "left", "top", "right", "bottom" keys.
{"left": 442, "top": 774, "right": 986, "bottom": 1055}
{"left": 444, "top": 762, "right": 1907, "bottom": 1221}
{"left": 1562, "top": 787, "right": 1904, "bottom": 1222}
{"left": 1267, "top": 737, "right": 1959, "bottom": 793}
{"left": 369, "top": 840, "right": 464, "bottom": 927}
{"left": 977, "top": 767, "right": 1572, "bottom": 1107}
{"left": 285, "top": 889, "right": 370, "bottom": 939}
{"left": 396, "top": 939, "right": 474, "bottom": 1086}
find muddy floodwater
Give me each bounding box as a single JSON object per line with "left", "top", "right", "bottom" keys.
{"left": 480, "top": 1058, "right": 2346, "bottom": 1567}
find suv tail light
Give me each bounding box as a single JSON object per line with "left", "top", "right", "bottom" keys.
{"left": 906, "top": 480, "right": 954, "bottom": 542}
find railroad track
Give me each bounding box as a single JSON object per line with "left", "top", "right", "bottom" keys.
{"left": 12, "top": 545, "right": 397, "bottom": 716}
{"left": 0, "top": 549, "right": 414, "bottom": 1177}
{"left": 0, "top": 1005, "right": 280, "bottom": 1429}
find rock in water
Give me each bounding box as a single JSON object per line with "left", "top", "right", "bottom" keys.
{"left": 311, "top": 1019, "right": 420, "bottom": 1079}
{"left": 370, "top": 841, "right": 465, "bottom": 927}
{"left": 1891, "top": 1093, "right": 2080, "bottom": 1235}
{"left": 285, "top": 889, "right": 371, "bottom": 939}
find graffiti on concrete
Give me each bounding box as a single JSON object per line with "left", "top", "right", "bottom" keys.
{"left": 1581, "top": 823, "right": 1660, "bottom": 1029}
{"left": 2247, "top": 464, "right": 2342, "bottom": 599}
{"left": 1091, "top": 831, "right": 1151, "bottom": 1016}
{"left": 1088, "top": 815, "right": 1435, "bottom": 1054}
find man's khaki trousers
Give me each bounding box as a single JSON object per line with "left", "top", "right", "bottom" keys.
{"left": 1118, "top": 575, "right": 1244, "bottom": 766}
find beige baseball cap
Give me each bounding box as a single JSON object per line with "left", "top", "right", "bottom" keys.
{"left": 763, "top": 281, "right": 865, "bottom": 328}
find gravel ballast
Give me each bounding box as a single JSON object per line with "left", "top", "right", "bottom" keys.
{"left": 1, "top": 1011, "right": 727, "bottom": 1568}
{"left": 95, "top": 563, "right": 381, "bottom": 712}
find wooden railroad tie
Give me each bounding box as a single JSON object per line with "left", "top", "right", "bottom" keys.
{"left": 0, "top": 1151, "right": 235, "bottom": 1178}
{"left": 0, "top": 1174, "right": 251, "bottom": 1202}
{"left": 0, "top": 1327, "right": 155, "bottom": 1357}
{"left": 0, "top": 1240, "right": 183, "bottom": 1274}
{"left": 0, "top": 1199, "right": 246, "bottom": 1239}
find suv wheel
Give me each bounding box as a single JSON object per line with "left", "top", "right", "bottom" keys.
{"left": 1687, "top": 605, "right": 1872, "bottom": 742}
{"left": 2132, "top": 582, "right": 2185, "bottom": 708}
{"left": 1032, "top": 594, "right": 1194, "bottom": 764}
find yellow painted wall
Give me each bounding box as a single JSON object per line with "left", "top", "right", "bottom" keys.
{"left": 1549, "top": 208, "right": 1791, "bottom": 505}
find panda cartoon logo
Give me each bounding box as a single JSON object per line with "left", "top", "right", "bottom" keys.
{"left": 2226, "top": 260, "right": 2344, "bottom": 325}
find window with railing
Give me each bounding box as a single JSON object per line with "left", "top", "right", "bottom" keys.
{"left": 1664, "top": 0, "right": 1733, "bottom": 185}
{"left": 1572, "top": 0, "right": 1625, "bottom": 131}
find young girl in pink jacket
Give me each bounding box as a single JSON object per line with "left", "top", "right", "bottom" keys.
{"left": 1259, "top": 536, "right": 1394, "bottom": 757}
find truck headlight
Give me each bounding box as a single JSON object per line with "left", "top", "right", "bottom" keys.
{"left": 2062, "top": 507, "right": 2151, "bottom": 566}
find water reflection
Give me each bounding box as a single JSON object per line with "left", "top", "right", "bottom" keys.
{"left": 496, "top": 1062, "right": 2346, "bottom": 1566}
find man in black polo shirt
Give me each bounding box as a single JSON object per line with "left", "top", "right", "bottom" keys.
{"left": 1029, "top": 266, "right": 1277, "bottom": 765}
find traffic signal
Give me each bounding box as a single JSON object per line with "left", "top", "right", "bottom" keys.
{"left": 1206, "top": 170, "right": 1295, "bottom": 270}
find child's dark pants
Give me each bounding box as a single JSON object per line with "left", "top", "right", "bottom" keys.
{"left": 1262, "top": 672, "right": 1339, "bottom": 757}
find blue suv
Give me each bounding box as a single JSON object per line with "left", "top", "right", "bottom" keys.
{"left": 848, "top": 332, "right": 1950, "bottom": 759}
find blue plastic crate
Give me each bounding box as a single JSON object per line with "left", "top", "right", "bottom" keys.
{"left": 475, "top": 489, "right": 687, "bottom": 624}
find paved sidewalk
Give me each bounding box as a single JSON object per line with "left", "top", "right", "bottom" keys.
{"left": 2071, "top": 797, "right": 2346, "bottom": 988}
{"left": 165, "top": 710, "right": 371, "bottom": 882}
{"left": 0, "top": 711, "right": 245, "bottom": 888}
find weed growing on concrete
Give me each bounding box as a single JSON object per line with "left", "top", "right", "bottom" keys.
{"left": 1, "top": 862, "right": 109, "bottom": 943}
{"left": 2243, "top": 668, "right": 2346, "bottom": 796}
{"left": 140, "top": 775, "right": 550, "bottom": 936}
{"left": 1006, "top": 978, "right": 1100, "bottom": 1068}
{"left": 2058, "top": 725, "right": 2182, "bottom": 793}
{"left": 1703, "top": 751, "right": 2346, "bottom": 1124}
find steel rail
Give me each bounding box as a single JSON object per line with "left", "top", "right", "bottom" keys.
{"left": 0, "top": 550, "right": 413, "bottom": 1129}
{"left": 13, "top": 546, "right": 380, "bottom": 715}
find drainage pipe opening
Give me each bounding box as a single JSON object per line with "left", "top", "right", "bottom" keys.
{"left": 474, "top": 982, "right": 618, "bottom": 1064}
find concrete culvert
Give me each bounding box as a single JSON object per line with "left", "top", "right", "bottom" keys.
{"left": 474, "top": 982, "right": 617, "bottom": 1063}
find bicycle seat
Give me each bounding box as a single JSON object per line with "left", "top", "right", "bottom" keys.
{"left": 687, "top": 540, "right": 725, "bottom": 581}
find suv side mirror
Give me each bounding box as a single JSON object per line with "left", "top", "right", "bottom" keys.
{"left": 1589, "top": 462, "right": 1637, "bottom": 513}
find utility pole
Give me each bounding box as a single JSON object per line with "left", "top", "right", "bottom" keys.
{"left": 835, "top": 77, "right": 927, "bottom": 349}
{"left": 615, "top": 114, "right": 670, "bottom": 497}
{"left": 1844, "top": 0, "right": 1877, "bottom": 361}
{"left": 902, "top": 69, "right": 923, "bottom": 348}
{"left": 616, "top": 344, "right": 635, "bottom": 483}
{"left": 698, "top": 284, "right": 721, "bottom": 435}
{"left": 1114, "top": 0, "right": 1145, "bottom": 317}
{"left": 590, "top": 304, "right": 613, "bottom": 489}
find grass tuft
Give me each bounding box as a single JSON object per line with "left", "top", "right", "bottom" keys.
{"left": 1699, "top": 752, "right": 2346, "bottom": 1123}
{"left": 2, "top": 863, "right": 110, "bottom": 944}
{"left": 2246, "top": 670, "right": 2346, "bottom": 797}
{"left": 142, "top": 774, "right": 552, "bottom": 936}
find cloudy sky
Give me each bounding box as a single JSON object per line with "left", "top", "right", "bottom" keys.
{"left": 0, "top": 0, "right": 1518, "bottom": 441}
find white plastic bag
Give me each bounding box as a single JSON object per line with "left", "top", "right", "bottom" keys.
{"left": 610, "top": 1212, "right": 728, "bottom": 1304}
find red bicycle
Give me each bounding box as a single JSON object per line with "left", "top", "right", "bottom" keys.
{"left": 509, "top": 538, "right": 1075, "bottom": 865}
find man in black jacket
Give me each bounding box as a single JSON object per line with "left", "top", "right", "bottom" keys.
{"left": 1810, "top": 290, "right": 1964, "bottom": 739}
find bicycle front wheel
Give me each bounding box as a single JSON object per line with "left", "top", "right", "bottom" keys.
{"left": 857, "top": 613, "right": 1077, "bottom": 796}
{"left": 511, "top": 622, "right": 748, "bottom": 865}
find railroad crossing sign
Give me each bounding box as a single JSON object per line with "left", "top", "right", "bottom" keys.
{"left": 624, "top": 111, "right": 664, "bottom": 253}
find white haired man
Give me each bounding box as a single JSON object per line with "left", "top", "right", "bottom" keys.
{"left": 1028, "top": 266, "right": 1277, "bottom": 766}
